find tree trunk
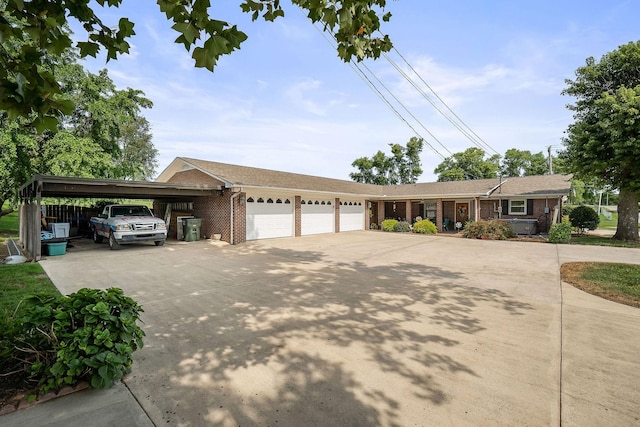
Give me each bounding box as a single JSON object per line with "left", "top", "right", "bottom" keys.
{"left": 613, "top": 187, "right": 639, "bottom": 242}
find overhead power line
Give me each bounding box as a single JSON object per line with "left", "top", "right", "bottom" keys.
{"left": 310, "top": 22, "right": 447, "bottom": 159}
{"left": 383, "top": 47, "right": 500, "bottom": 156}
{"left": 305, "top": 10, "right": 497, "bottom": 160}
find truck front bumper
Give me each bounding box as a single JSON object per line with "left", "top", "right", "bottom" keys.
{"left": 114, "top": 231, "right": 167, "bottom": 244}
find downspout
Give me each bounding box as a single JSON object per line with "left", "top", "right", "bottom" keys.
{"left": 230, "top": 191, "right": 241, "bottom": 245}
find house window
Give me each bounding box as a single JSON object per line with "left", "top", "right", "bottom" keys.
{"left": 509, "top": 200, "right": 526, "bottom": 215}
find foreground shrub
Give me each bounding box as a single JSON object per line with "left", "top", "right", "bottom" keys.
{"left": 6, "top": 288, "right": 145, "bottom": 394}
{"left": 562, "top": 205, "right": 574, "bottom": 218}
{"left": 394, "top": 221, "right": 412, "bottom": 232}
{"left": 381, "top": 219, "right": 398, "bottom": 232}
{"left": 413, "top": 219, "right": 437, "bottom": 234}
{"left": 461, "top": 220, "right": 515, "bottom": 240}
{"left": 569, "top": 205, "right": 600, "bottom": 233}
{"left": 548, "top": 222, "right": 572, "bottom": 243}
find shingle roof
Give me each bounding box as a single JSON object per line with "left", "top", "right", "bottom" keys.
{"left": 178, "top": 157, "right": 382, "bottom": 195}
{"left": 161, "top": 157, "right": 571, "bottom": 199}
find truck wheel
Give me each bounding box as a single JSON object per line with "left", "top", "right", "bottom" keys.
{"left": 92, "top": 229, "right": 103, "bottom": 243}
{"left": 154, "top": 240, "right": 165, "bottom": 246}
{"left": 109, "top": 232, "right": 121, "bottom": 250}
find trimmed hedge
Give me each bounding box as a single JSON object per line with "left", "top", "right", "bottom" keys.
{"left": 461, "top": 220, "right": 515, "bottom": 240}
{"left": 413, "top": 219, "right": 437, "bottom": 234}
{"left": 569, "top": 205, "right": 600, "bottom": 233}
{"left": 381, "top": 219, "right": 398, "bottom": 232}
{"left": 548, "top": 222, "right": 572, "bottom": 243}
{"left": 394, "top": 221, "right": 412, "bottom": 232}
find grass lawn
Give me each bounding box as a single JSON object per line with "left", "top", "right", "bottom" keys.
{"left": 561, "top": 262, "right": 640, "bottom": 308}
{"left": 0, "top": 263, "right": 61, "bottom": 318}
{"left": 570, "top": 234, "right": 640, "bottom": 248}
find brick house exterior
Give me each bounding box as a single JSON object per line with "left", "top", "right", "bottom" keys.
{"left": 156, "top": 157, "right": 572, "bottom": 244}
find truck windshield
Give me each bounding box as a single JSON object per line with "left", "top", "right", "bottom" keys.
{"left": 112, "top": 207, "right": 150, "bottom": 216}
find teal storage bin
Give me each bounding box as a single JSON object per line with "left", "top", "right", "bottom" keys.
{"left": 47, "top": 242, "right": 67, "bottom": 256}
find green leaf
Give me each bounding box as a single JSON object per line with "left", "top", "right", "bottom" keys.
{"left": 77, "top": 41, "right": 100, "bottom": 57}
{"left": 118, "top": 17, "right": 135, "bottom": 38}
{"left": 192, "top": 46, "right": 217, "bottom": 71}
{"left": 171, "top": 22, "right": 199, "bottom": 45}
{"left": 33, "top": 115, "right": 59, "bottom": 133}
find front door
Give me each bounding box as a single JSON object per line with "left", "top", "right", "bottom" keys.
{"left": 456, "top": 202, "right": 469, "bottom": 226}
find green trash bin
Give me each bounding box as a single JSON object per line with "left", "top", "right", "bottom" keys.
{"left": 183, "top": 218, "right": 202, "bottom": 242}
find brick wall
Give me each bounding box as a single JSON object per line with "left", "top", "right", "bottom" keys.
{"left": 335, "top": 198, "right": 341, "bottom": 232}
{"left": 193, "top": 192, "right": 230, "bottom": 241}
{"left": 478, "top": 198, "right": 557, "bottom": 232}
{"left": 233, "top": 194, "right": 246, "bottom": 244}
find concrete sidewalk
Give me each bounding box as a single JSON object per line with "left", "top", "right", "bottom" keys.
{"left": 2, "top": 233, "right": 639, "bottom": 426}
{"left": 1, "top": 382, "right": 153, "bottom": 427}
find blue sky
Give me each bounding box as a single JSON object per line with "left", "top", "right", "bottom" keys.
{"left": 74, "top": 1, "right": 639, "bottom": 182}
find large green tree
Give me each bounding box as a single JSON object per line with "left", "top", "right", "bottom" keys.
{"left": 0, "top": 62, "right": 157, "bottom": 217}
{"left": 434, "top": 147, "right": 500, "bottom": 182}
{"left": 562, "top": 41, "right": 640, "bottom": 241}
{"left": 350, "top": 137, "right": 424, "bottom": 185}
{"left": 501, "top": 148, "right": 548, "bottom": 177}
{"left": 0, "top": 0, "right": 393, "bottom": 130}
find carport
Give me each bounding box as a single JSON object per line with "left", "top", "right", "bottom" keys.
{"left": 18, "top": 175, "right": 220, "bottom": 260}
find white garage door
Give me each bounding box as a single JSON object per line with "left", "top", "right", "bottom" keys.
{"left": 301, "top": 200, "right": 334, "bottom": 236}
{"left": 246, "top": 197, "right": 293, "bottom": 240}
{"left": 340, "top": 201, "right": 365, "bottom": 231}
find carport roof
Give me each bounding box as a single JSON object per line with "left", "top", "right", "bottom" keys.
{"left": 20, "top": 174, "right": 221, "bottom": 201}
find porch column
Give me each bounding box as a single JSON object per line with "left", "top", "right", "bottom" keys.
{"left": 377, "top": 201, "right": 385, "bottom": 228}
{"left": 365, "top": 201, "right": 371, "bottom": 230}
{"left": 405, "top": 201, "right": 412, "bottom": 223}
{"left": 436, "top": 198, "right": 443, "bottom": 232}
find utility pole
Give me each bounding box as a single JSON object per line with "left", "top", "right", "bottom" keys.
{"left": 547, "top": 145, "right": 553, "bottom": 174}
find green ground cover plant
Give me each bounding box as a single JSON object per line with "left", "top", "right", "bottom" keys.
{"left": 1, "top": 206, "right": 145, "bottom": 405}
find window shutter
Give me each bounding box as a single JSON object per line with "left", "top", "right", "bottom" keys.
{"left": 527, "top": 199, "right": 534, "bottom": 215}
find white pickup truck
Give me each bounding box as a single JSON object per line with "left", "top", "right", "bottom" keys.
{"left": 90, "top": 204, "right": 167, "bottom": 250}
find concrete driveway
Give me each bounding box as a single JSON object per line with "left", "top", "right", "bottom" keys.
{"left": 34, "top": 232, "right": 640, "bottom": 426}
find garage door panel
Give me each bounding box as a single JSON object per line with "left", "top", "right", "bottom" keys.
{"left": 246, "top": 201, "right": 293, "bottom": 240}
{"left": 301, "top": 202, "right": 334, "bottom": 236}
{"left": 340, "top": 203, "right": 364, "bottom": 231}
